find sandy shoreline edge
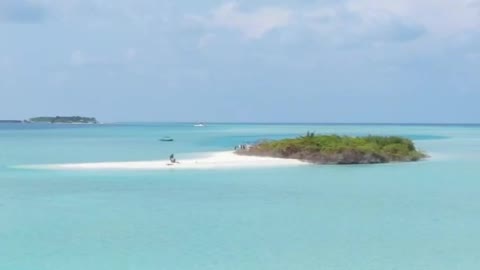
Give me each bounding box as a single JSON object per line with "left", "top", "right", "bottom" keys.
{"left": 18, "top": 151, "right": 307, "bottom": 171}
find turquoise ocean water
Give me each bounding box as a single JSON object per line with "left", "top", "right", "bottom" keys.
{"left": 1, "top": 123, "right": 480, "bottom": 269}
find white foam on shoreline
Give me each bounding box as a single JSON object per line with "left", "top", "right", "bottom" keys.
{"left": 19, "top": 151, "right": 307, "bottom": 171}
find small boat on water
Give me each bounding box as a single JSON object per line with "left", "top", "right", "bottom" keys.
{"left": 194, "top": 123, "right": 205, "bottom": 127}
{"left": 159, "top": 137, "right": 174, "bottom": 142}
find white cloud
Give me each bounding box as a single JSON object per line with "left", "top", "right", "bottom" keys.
{"left": 303, "top": 3, "right": 426, "bottom": 45}
{"left": 190, "top": 0, "right": 479, "bottom": 45}
{"left": 195, "top": 2, "right": 293, "bottom": 39}
{"left": 298, "top": 0, "right": 480, "bottom": 47}
{"left": 345, "top": 0, "right": 480, "bottom": 37}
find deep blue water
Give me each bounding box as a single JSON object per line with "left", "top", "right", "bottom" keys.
{"left": 1, "top": 123, "right": 479, "bottom": 269}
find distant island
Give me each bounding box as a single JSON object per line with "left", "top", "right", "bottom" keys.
{"left": 29, "top": 116, "right": 98, "bottom": 124}
{"left": 236, "top": 133, "right": 427, "bottom": 164}
{"left": 0, "top": 120, "right": 24, "bottom": 123}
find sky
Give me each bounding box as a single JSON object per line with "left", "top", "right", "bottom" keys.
{"left": 1, "top": 0, "right": 479, "bottom": 123}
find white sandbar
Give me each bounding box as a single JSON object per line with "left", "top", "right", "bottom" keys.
{"left": 25, "top": 151, "right": 307, "bottom": 171}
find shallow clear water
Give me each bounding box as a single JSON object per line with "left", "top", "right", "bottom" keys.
{"left": 1, "top": 123, "right": 480, "bottom": 269}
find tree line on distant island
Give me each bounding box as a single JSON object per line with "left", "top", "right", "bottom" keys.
{"left": 29, "top": 116, "right": 98, "bottom": 124}
{"left": 0, "top": 116, "right": 98, "bottom": 124}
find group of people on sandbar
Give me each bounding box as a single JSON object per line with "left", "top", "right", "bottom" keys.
{"left": 234, "top": 144, "right": 250, "bottom": 150}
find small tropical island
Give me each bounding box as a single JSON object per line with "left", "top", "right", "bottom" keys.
{"left": 236, "top": 133, "right": 427, "bottom": 164}
{"left": 29, "top": 116, "right": 98, "bottom": 124}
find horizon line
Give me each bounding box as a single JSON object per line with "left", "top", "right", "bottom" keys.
{"left": 2, "top": 120, "right": 480, "bottom": 125}
{"left": 108, "top": 121, "right": 480, "bottom": 125}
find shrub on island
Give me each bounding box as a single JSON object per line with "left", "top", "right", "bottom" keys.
{"left": 236, "top": 133, "right": 427, "bottom": 164}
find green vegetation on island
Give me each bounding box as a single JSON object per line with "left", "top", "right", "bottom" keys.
{"left": 29, "top": 116, "right": 98, "bottom": 124}
{"left": 237, "top": 132, "right": 427, "bottom": 164}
